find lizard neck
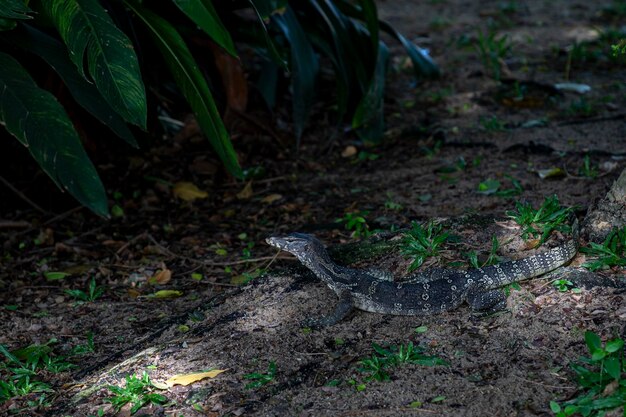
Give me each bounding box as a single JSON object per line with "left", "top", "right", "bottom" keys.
{"left": 298, "top": 247, "right": 358, "bottom": 291}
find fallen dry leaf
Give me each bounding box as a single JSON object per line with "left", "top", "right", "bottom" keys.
{"left": 127, "top": 289, "right": 141, "bottom": 298}
{"left": 341, "top": 145, "right": 357, "bottom": 158}
{"left": 237, "top": 182, "right": 253, "bottom": 200}
{"left": 149, "top": 268, "right": 172, "bottom": 285}
{"left": 524, "top": 238, "right": 541, "bottom": 249}
{"left": 165, "top": 370, "right": 226, "bottom": 387}
{"left": 173, "top": 182, "right": 208, "bottom": 202}
{"left": 209, "top": 42, "right": 247, "bottom": 113}
{"left": 261, "top": 193, "right": 282, "bottom": 204}
{"left": 603, "top": 379, "right": 619, "bottom": 396}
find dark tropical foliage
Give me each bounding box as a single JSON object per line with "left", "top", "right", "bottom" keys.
{"left": 0, "top": 0, "right": 438, "bottom": 216}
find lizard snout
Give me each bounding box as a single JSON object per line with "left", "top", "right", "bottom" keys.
{"left": 266, "top": 236, "right": 283, "bottom": 249}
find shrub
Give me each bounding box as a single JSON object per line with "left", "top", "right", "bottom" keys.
{"left": 0, "top": 0, "right": 438, "bottom": 216}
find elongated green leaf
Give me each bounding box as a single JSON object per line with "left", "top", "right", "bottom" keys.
{"left": 6, "top": 24, "right": 137, "bottom": 146}
{"left": 0, "top": 52, "right": 108, "bottom": 217}
{"left": 273, "top": 5, "right": 319, "bottom": 140}
{"left": 0, "top": 0, "right": 32, "bottom": 19}
{"left": 247, "top": 0, "right": 287, "bottom": 68}
{"left": 307, "top": 0, "right": 350, "bottom": 121}
{"left": 253, "top": 0, "right": 287, "bottom": 19}
{"left": 379, "top": 21, "right": 439, "bottom": 78}
{"left": 357, "top": 0, "right": 379, "bottom": 53}
{"left": 256, "top": 60, "right": 278, "bottom": 108}
{"left": 172, "top": 0, "right": 237, "bottom": 57}
{"left": 334, "top": 0, "right": 439, "bottom": 78}
{"left": 42, "top": 0, "right": 147, "bottom": 128}
{"left": 305, "top": 30, "right": 349, "bottom": 122}
{"left": 125, "top": 0, "right": 242, "bottom": 178}
{"left": 352, "top": 42, "right": 388, "bottom": 143}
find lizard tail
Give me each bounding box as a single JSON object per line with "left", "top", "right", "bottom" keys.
{"left": 472, "top": 217, "right": 579, "bottom": 289}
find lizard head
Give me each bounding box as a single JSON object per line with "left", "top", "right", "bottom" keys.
{"left": 266, "top": 233, "right": 324, "bottom": 258}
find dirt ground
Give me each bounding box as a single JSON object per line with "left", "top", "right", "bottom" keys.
{"left": 1, "top": 0, "right": 626, "bottom": 416}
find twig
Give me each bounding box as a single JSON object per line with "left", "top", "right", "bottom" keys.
{"left": 116, "top": 232, "right": 292, "bottom": 267}
{"left": 535, "top": 269, "right": 576, "bottom": 291}
{"left": 0, "top": 175, "right": 47, "bottom": 214}
{"left": 42, "top": 206, "right": 84, "bottom": 227}
{"left": 244, "top": 249, "right": 281, "bottom": 274}
{"left": 0, "top": 220, "right": 30, "bottom": 229}
{"left": 217, "top": 175, "right": 290, "bottom": 190}
{"left": 513, "top": 374, "right": 574, "bottom": 390}
{"left": 208, "top": 255, "right": 287, "bottom": 266}
{"left": 15, "top": 206, "right": 84, "bottom": 237}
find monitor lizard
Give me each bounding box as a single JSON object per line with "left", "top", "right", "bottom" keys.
{"left": 266, "top": 218, "right": 578, "bottom": 327}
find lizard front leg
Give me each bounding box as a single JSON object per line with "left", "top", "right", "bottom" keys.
{"left": 467, "top": 288, "right": 507, "bottom": 315}
{"left": 301, "top": 290, "right": 354, "bottom": 328}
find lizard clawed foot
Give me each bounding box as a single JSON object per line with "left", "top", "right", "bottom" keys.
{"left": 300, "top": 317, "right": 323, "bottom": 329}
{"left": 468, "top": 289, "right": 508, "bottom": 316}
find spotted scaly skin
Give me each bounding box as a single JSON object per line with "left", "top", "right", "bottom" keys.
{"left": 266, "top": 219, "right": 579, "bottom": 327}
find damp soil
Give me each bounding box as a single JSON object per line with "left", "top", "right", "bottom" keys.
{"left": 1, "top": 1, "right": 626, "bottom": 416}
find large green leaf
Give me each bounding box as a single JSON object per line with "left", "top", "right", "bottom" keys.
{"left": 0, "top": 52, "right": 108, "bottom": 217}
{"left": 172, "top": 0, "right": 237, "bottom": 57}
{"left": 0, "top": 0, "right": 33, "bottom": 19}
{"left": 5, "top": 24, "right": 137, "bottom": 146}
{"left": 125, "top": 0, "right": 242, "bottom": 178}
{"left": 42, "top": 0, "right": 147, "bottom": 129}
{"left": 352, "top": 42, "right": 388, "bottom": 143}
{"left": 273, "top": 5, "right": 319, "bottom": 140}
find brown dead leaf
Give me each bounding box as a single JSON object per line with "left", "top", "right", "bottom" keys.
{"left": 341, "top": 145, "right": 358, "bottom": 158}
{"left": 261, "top": 194, "right": 282, "bottom": 204}
{"left": 190, "top": 157, "right": 218, "bottom": 176}
{"left": 149, "top": 268, "right": 172, "bottom": 285}
{"left": 237, "top": 182, "right": 253, "bottom": 200}
{"left": 127, "top": 289, "right": 141, "bottom": 298}
{"left": 173, "top": 182, "right": 208, "bottom": 202}
{"left": 603, "top": 379, "right": 619, "bottom": 396}
{"left": 216, "top": 56, "right": 247, "bottom": 113}
{"left": 165, "top": 370, "right": 226, "bottom": 387}
{"left": 101, "top": 240, "right": 126, "bottom": 249}
{"left": 63, "top": 265, "right": 92, "bottom": 275}
{"left": 524, "top": 238, "right": 541, "bottom": 249}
